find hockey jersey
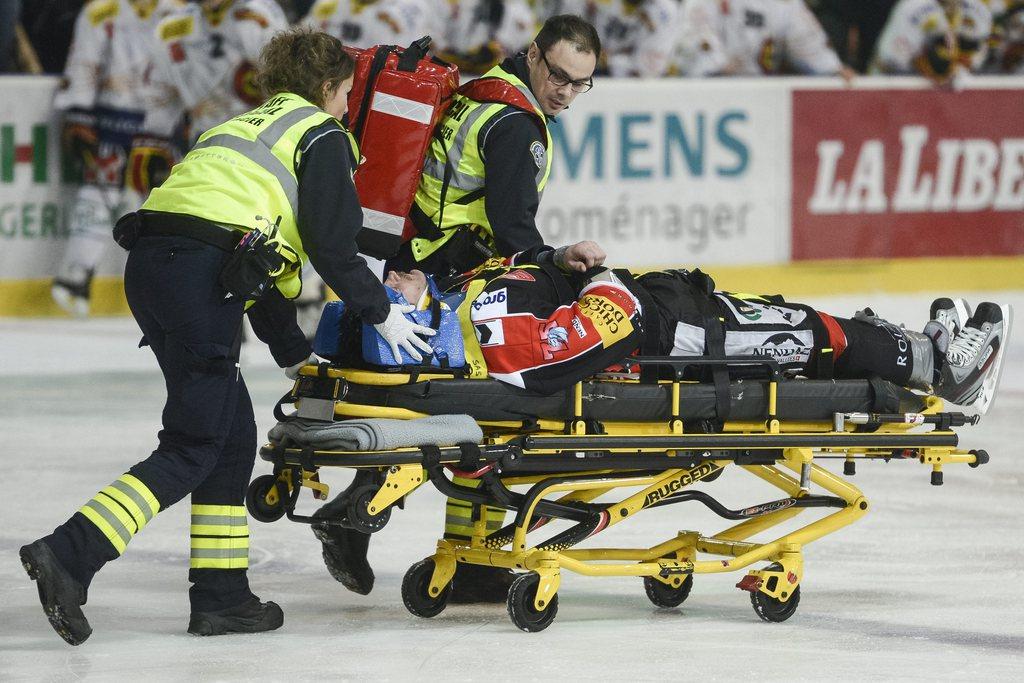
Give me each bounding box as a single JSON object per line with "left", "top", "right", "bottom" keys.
{"left": 302, "top": 0, "right": 429, "bottom": 49}
{"left": 450, "top": 252, "right": 642, "bottom": 393}
{"left": 675, "top": 0, "right": 843, "bottom": 76}
{"left": 55, "top": 0, "right": 184, "bottom": 184}
{"left": 561, "top": 0, "right": 679, "bottom": 77}
{"left": 150, "top": 0, "right": 287, "bottom": 142}
{"left": 871, "top": 0, "right": 993, "bottom": 75}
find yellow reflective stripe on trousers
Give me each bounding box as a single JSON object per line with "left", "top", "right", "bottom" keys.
{"left": 190, "top": 504, "right": 249, "bottom": 569}
{"left": 78, "top": 474, "right": 161, "bottom": 555}
{"left": 443, "top": 476, "right": 506, "bottom": 538}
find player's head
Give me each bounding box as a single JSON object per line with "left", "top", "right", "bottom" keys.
{"left": 385, "top": 270, "right": 429, "bottom": 307}
{"left": 526, "top": 15, "right": 600, "bottom": 117}
{"left": 255, "top": 27, "right": 356, "bottom": 118}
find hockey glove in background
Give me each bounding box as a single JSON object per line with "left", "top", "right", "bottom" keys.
{"left": 60, "top": 107, "right": 98, "bottom": 184}
{"left": 373, "top": 303, "right": 436, "bottom": 363}
{"left": 126, "top": 134, "right": 181, "bottom": 194}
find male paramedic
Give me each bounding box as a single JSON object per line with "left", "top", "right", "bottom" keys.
{"left": 19, "top": 27, "right": 435, "bottom": 646}
{"left": 386, "top": 13, "right": 603, "bottom": 279}
{"left": 314, "top": 13, "right": 605, "bottom": 602}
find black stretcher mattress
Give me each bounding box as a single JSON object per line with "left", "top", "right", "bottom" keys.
{"left": 315, "top": 376, "right": 925, "bottom": 423}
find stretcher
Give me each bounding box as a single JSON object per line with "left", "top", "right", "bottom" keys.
{"left": 248, "top": 357, "right": 989, "bottom": 631}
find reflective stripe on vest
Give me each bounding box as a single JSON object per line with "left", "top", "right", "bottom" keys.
{"left": 411, "top": 66, "right": 552, "bottom": 261}
{"left": 142, "top": 93, "right": 350, "bottom": 298}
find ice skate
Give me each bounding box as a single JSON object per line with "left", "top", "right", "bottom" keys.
{"left": 924, "top": 297, "right": 971, "bottom": 354}
{"left": 936, "top": 302, "right": 1012, "bottom": 415}
{"left": 51, "top": 268, "right": 93, "bottom": 318}
{"left": 187, "top": 596, "right": 283, "bottom": 636}
{"left": 19, "top": 540, "right": 92, "bottom": 646}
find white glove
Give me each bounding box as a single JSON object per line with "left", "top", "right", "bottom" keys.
{"left": 373, "top": 303, "right": 437, "bottom": 363}
{"left": 285, "top": 353, "right": 316, "bottom": 380}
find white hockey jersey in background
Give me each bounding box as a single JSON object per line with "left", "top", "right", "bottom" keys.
{"left": 302, "top": 0, "right": 428, "bottom": 48}
{"left": 675, "top": 0, "right": 843, "bottom": 76}
{"left": 871, "top": 0, "right": 992, "bottom": 75}
{"left": 565, "top": 0, "right": 679, "bottom": 77}
{"left": 150, "top": 0, "right": 287, "bottom": 142}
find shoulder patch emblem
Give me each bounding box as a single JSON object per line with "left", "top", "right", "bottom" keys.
{"left": 159, "top": 15, "right": 194, "bottom": 42}
{"left": 87, "top": 0, "right": 120, "bottom": 26}
{"left": 530, "top": 140, "right": 546, "bottom": 170}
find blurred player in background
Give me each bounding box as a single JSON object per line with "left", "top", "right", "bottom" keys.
{"left": 51, "top": 0, "right": 185, "bottom": 317}
{"left": 570, "top": 0, "right": 680, "bottom": 77}
{"left": 871, "top": 0, "right": 992, "bottom": 82}
{"left": 674, "top": 0, "right": 853, "bottom": 78}
{"left": 301, "top": 0, "right": 427, "bottom": 48}
{"left": 433, "top": 0, "right": 536, "bottom": 76}
{"left": 985, "top": 0, "right": 1024, "bottom": 73}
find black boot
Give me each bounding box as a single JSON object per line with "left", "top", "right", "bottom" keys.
{"left": 187, "top": 596, "right": 283, "bottom": 636}
{"left": 311, "top": 523, "right": 374, "bottom": 595}
{"left": 310, "top": 472, "right": 376, "bottom": 595}
{"left": 448, "top": 563, "right": 515, "bottom": 604}
{"left": 20, "top": 540, "right": 92, "bottom": 646}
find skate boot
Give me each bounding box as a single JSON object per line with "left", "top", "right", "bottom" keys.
{"left": 51, "top": 267, "right": 93, "bottom": 317}
{"left": 936, "top": 302, "right": 1012, "bottom": 414}
{"left": 924, "top": 297, "right": 971, "bottom": 354}
{"left": 187, "top": 596, "right": 284, "bottom": 636}
{"left": 448, "top": 563, "right": 515, "bottom": 604}
{"left": 19, "top": 540, "right": 92, "bottom": 646}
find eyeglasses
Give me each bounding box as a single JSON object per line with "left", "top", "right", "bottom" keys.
{"left": 540, "top": 52, "right": 594, "bottom": 93}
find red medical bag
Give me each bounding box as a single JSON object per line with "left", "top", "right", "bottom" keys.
{"left": 346, "top": 37, "right": 459, "bottom": 259}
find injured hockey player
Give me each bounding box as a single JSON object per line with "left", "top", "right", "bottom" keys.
{"left": 307, "top": 239, "right": 1012, "bottom": 598}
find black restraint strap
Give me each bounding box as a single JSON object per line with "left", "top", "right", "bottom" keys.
{"left": 457, "top": 442, "right": 481, "bottom": 471}
{"left": 613, "top": 269, "right": 660, "bottom": 356}
{"left": 684, "top": 269, "right": 731, "bottom": 422}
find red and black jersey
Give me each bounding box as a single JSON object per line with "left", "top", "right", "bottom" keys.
{"left": 456, "top": 254, "right": 643, "bottom": 394}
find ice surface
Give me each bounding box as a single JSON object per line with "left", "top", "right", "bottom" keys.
{"left": 2, "top": 291, "right": 1023, "bottom": 680}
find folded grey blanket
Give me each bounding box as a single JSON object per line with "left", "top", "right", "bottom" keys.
{"left": 267, "top": 414, "right": 483, "bottom": 451}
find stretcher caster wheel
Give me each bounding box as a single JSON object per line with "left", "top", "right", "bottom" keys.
{"left": 402, "top": 559, "right": 451, "bottom": 618}
{"left": 346, "top": 484, "right": 391, "bottom": 533}
{"left": 246, "top": 475, "right": 286, "bottom": 523}
{"left": 507, "top": 573, "right": 558, "bottom": 633}
{"left": 644, "top": 574, "right": 693, "bottom": 608}
{"left": 751, "top": 585, "right": 800, "bottom": 622}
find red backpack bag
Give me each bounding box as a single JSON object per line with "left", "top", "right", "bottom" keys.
{"left": 345, "top": 37, "right": 459, "bottom": 259}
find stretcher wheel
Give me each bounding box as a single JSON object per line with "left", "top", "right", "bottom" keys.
{"left": 346, "top": 484, "right": 392, "bottom": 533}
{"left": 507, "top": 572, "right": 558, "bottom": 633}
{"left": 643, "top": 574, "right": 693, "bottom": 608}
{"left": 750, "top": 564, "right": 800, "bottom": 622}
{"left": 245, "top": 475, "right": 286, "bottom": 523}
{"left": 402, "top": 559, "right": 451, "bottom": 618}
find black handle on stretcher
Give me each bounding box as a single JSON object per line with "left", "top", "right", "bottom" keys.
{"left": 629, "top": 356, "right": 783, "bottom": 381}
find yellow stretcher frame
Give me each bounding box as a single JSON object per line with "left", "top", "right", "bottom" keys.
{"left": 250, "top": 362, "right": 989, "bottom": 631}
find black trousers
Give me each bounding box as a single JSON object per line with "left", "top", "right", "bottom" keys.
{"left": 43, "top": 233, "right": 259, "bottom": 612}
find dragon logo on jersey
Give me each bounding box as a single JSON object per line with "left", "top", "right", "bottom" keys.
{"left": 540, "top": 321, "right": 569, "bottom": 360}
